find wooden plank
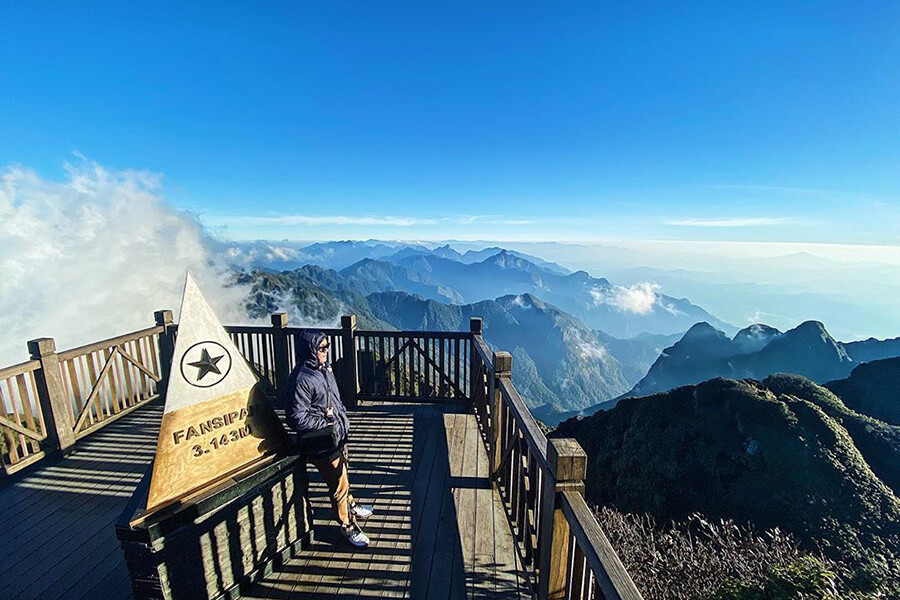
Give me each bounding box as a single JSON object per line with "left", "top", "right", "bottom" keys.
{"left": 6, "top": 378, "right": 28, "bottom": 460}
{"left": 1, "top": 380, "right": 21, "bottom": 464}
{"left": 452, "top": 412, "right": 479, "bottom": 597}
{"left": 492, "top": 483, "right": 527, "bottom": 599}
{"left": 321, "top": 412, "right": 402, "bottom": 595}
{"left": 75, "top": 349, "right": 119, "bottom": 433}
{"left": 148, "top": 332, "right": 160, "bottom": 381}
{"left": 5, "top": 372, "right": 43, "bottom": 456}
{"left": 120, "top": 343, "right": 137, "bottom": 409}
{"left": 473, "top": 412, "right": 496, "bottom": 599}
{"left": 363, "top": 334, "right": 371, "bottom": 393}
{"left": 570, "top": 540, "right": 587, "bottom": 600}
{"left": 134, "top": 338, "right": 148, "bottom": 402}
{"left": 405, "top": 404, "right": 451, "bottom": 599}
{"left": 0, "top": 412, "right": 162, "bottom": 599}
{"left": 113, "top": 348, "right": 130, "bottom": 411}
{"left": 393, "top": 337, "right": 400, "bottom": 398}
{"left": 425, "top": 410, "right": 468, "bottom": 600}
{"left": 84, "top": 352, "right": 102, "bottom": 427}
{"left": 0, "top": 444, "right": 154, "bottom": 572}
{"left": 67, "top": 358, "right": 85, "bottom": 425}
{"left": 453, "top": 338, "right": 461, "bottom": 401}
{"left": 407, "top": 335, "right": 414, "bottom": 398}
{"left": 439, "top": 339, "right": 446, "bottom": 398}
{"left": 0, "top": 405, "right": 160, "bottom": 536}
{"left": 358, "top": 406, "right": 416, "bottom": 597}
{"left": 378, "top": 336, "right": 385, "bottom": 396}
{"left": 6, "top": 492, "right": 138, "bottom": 597}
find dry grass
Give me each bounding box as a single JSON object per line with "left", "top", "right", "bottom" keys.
{"left": 595, "top": 505, "right": 806, "bottom": 600}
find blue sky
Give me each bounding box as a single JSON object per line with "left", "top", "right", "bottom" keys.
{"left": 3, "top": 1, "right": 899, "bottom": 244}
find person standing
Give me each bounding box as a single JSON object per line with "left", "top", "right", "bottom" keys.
{"left": 284, "top": 330, "right": 373, "bottom": 547}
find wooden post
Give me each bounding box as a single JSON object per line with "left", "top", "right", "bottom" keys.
{"left": 538, "top": 438, "right": 587, "bottom": 600}
{"left": 28, "top": 337, "right": 77, "bottom": 454}
{"left": 469, "top": 317, "right": 483, "bottom": 336}
{"left": 491, "top": 351, "right": 512, "bottom": 477}
{"left": 468, "top": 317, "right": 483, "bottom": 408}
{"left": 154, "top": 310, "right": 176, "bottom": 399}
{"left": 270, "top": 312, "right": 290, "bottom": 391}
{"left": 340, "top": 315, "right": 359, "bottom": 409}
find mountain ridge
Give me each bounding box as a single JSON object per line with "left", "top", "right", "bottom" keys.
{"left": 552, "top": 375, "right": 900, "bottom": 591}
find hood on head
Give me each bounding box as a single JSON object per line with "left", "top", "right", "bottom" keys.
{"left": 298, "top": 330, "right": 328, "bottom": 369}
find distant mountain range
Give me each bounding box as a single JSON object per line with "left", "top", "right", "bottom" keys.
{"left": 237, "top": 267, "right": 642, "bottom": 412}
{"left": 232, "top": 240, "right": 900, "bottom": 422}
{"left": 543, "top": 319, "right": 900, "bottom": 425}
{"left": 395, "top": 250, "right": 732, "bottom": 337}
{"left": 229, "top": 240, "right": 728, "bottom": 337}
{"left": 553, "top": 373, "right": 900, "bottom": 592}
{"left": 622, "top": 320, "right": 900, "bottom": 400}
{"left": 226, "top": 239, "right": 572, "bottom": 274}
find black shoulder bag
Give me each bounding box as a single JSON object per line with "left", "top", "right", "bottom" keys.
{"left": 297, "top": 385, "right": 340, "bottom": 457}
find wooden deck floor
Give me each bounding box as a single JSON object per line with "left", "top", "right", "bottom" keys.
{"left": 0, "top": 401, "right": 533, "bottom": 600}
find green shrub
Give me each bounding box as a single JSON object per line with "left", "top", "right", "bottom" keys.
{"left": 714, "top": 557, "right": 838, "bottom": 600}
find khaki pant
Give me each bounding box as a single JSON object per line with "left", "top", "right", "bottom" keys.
{"left": 310, "top": 446, "right": 356, "bottom": 529}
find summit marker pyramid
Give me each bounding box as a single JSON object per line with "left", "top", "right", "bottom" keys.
{"left": 145, "top": 274, "right": 287, "bottom": 514}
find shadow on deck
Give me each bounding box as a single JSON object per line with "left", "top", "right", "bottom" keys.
{"left": 0, "top": 401, "right": 533, "bottom": 600}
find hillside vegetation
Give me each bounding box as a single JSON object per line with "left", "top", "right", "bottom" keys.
{"left": 553, "top": 376, "right": 900, "bottom": 596}
{"left": 827, "top": 357, "right": 900, "bottom": 426}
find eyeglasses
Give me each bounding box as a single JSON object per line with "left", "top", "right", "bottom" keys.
{"left": 317, "top": 344, "right": 329, "bottom": 352}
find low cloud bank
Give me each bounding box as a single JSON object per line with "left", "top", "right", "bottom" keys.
{"left": 591, "top": 282, "right": 661, "bottom": 315}
{"left": 0, "top": 160, "right": 257, "bottom": 365}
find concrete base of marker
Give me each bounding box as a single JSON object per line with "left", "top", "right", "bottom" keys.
{"left": 116, "top": 452, "right": 313, "bottom": 600}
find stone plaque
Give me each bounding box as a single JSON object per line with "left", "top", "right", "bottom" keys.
{"left": 145, "top": 274, "right": 288, "bottom": 514}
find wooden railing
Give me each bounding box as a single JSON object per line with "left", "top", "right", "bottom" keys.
{"left": 58, "top": 326, "right": 164, "bottom": 440}
{"left": 468, "top": 321, "right": 643, "bottom": 600}
{"left": 0, "top": 310, "right": 642, "bottom": 599}
{"left": 0, "top": 359, "right": 47, "bottom": 473}
{"left": 355, "top": 329, "right": 471, "bottom": 402}
{"left": 0, "top": 310, "right": 352, "bottom": 475}
{"left": 0, "top": 325, "right": 166, "bottom": 474}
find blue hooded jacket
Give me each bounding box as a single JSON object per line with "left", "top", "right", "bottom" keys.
{"left": 283, "top": 330, "right": 350, "bottom": 447}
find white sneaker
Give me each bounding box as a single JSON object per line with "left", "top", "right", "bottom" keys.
{"left": 350, "top": 503, "right": 374, "bottom": 519}
{"left": 342, "top": 524, "right": 370, "bottom": 547}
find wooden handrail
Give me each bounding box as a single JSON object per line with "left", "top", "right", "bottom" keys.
{"left": 561, "top": 490, "right": 643, "bottom": 600}
{"left": 0, "top": 359, "right": 40, "bottom": 381}
{"left": 472, "top": 335, "right": 494, "bottom": 373}
{"left": 57, "top": 325, "right": 164, "bottom": 361}
{"left": 219, "top": 324, "right": 274, "bottom": 334}
{"left": 355, "top": 329, "right": 471, "bottom": 339}
{"left": 498, "top": 377, "right": 549, "bottom": 470}
{"left": 287, "top": 326, "right": 343, "bottom": 335}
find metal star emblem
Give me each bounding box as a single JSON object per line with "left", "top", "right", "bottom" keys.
{"left": 188, "top": 348, "right": 224, "bottom": 381}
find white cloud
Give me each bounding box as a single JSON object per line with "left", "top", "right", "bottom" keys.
{"left": 605, "top": 282, "right": 661, "bottom": 315}
{"left": 664, "top": 217, "right": 790, "bottom": 228}
{"left": 211, "top": 214, "right": 437, "bottom": 227}
{"left": 0, "top": 160, "right": 264, "bottom": 365}
{"left": 461, "top": 215, "right": 533, "bottom": 226}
